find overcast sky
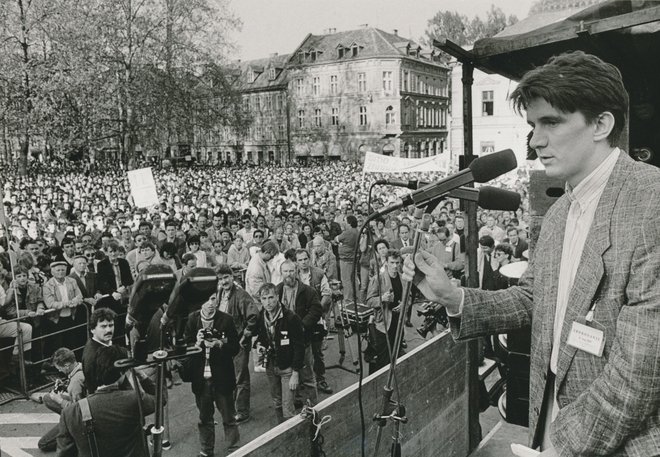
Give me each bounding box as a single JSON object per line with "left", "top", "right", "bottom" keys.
{"left": 228, "top": 0, "right": 534, "bottom": 61}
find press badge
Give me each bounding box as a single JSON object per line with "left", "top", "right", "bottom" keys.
{"left": 280, "top": 331, "right": 290, "bottom": 346}
{"left": 566, "top": 310, "right": 605, "bottom": 357}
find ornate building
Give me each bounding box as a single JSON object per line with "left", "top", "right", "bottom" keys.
{"left": 196, "top": 27, "right": 450, "bottom": 164}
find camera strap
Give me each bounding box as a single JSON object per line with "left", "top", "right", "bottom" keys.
{"left": 79, "top": 398, "right": 101, "bottom": 457}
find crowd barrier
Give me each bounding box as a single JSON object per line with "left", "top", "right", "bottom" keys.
{"left": 231, "top": 330, "right": 470, "bottom": 457}
{"left": 0, "top": 305, "right": 129, "bottom": 405}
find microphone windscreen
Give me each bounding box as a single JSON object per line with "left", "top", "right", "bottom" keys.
{"left": 469, "top": 149, "right": 517, "bottom": 183}
{"left": 477, "top": 186, "right": 521, "bottom": 211}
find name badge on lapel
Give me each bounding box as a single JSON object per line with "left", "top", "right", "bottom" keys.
{"left": 280, "top": 330, "right": 290, "bottom": 346}
{"left": 566, "top": 311, "right": 605, "bottom": 357}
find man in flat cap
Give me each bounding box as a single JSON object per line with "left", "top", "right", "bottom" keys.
{"left": 43, "top": 259, "right": 84, "bottom": 354}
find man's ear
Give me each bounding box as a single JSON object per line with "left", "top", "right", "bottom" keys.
{"left": 593, "top": 111, "right": 615, "bottom": 142}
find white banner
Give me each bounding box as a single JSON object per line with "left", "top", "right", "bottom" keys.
{"left": 362, "top": 152, "right": 449, "bottom": 174}
{"left": 127, "top": 167, "right": 159, "bottom": 208}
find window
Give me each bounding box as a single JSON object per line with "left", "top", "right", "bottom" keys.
{"left": 242, "top": 96, "right": 248, "bottom": 111}
{"left": 276, "top": 93, "right": 283, "bottom": 112}
{"left": 314, "top": 108, "right": 322, "bottom": 127}
{"left": 382, "top": 71, "right": 393, "bottom": 91}
{"left": 255, "top": 96, "right": 261, "bottom": 111}
{"left": 338, "top": 47, "right": 345, "bottom": 59}
{"left": 312, "top": 77, "right": 320, "bottom": 95}
{"left": 298, "top": 110, "right": 305, "bottom": 128}
{"left": 330, "top": 75, "right": 338, "bottom": 94}
{"left": 266, "top": 95, "right": 272, "bottom": 112}
{"left": 385, "top": 106, "right": 395, "bottom": 125}
{"left": 352, "top": 45, "right": 359, "bottom": 57}
{"left": 482, "top": 90, "right": 494, "bottom": 116}
{"left": 359, "top": 106, "right": 367, "bottom": 126}
{"left": 279, "top": 124, "right": 285, "bottom": 138}
{"left": 481, "top": 141, "right": 495, "bottom": 154}
{"left": 331, "top": 107, "right": 338, "bottom": 126}
{"left": 411, "top": 74, "right": 417, "bottom": 93}
{"left": 248, "top": 70, "right": 256, "bottom": 83}
{"left": 358, "top": 73, "right": 366, "bottom": 92}
{"left": 296, "top": 79, "right": 304, "bottom": 95}
{"left": 269, "top": 67, "right": 276, "bottom": 80}
{"left": 403, "top": 70, "right": 408, "bottom": 92}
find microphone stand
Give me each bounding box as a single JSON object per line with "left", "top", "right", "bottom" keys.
{"left": 372, "top": 208, "right": 430, "bottom": 457}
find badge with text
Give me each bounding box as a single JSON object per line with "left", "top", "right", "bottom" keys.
{"left": 566, "top": 321, "right": 605, "bottom": 357}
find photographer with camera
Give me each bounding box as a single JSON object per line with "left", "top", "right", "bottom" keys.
{"left": 31, "top": 347, "right": 86, "bottom": 452}
{"left": 57, "top": 345, "right": 155, "bottom": 457}
{"left": 255, "top": 283, "right": 305, "bottom": 424}
{"left": 184, "top": 291, "right": 241, "bottom": 457}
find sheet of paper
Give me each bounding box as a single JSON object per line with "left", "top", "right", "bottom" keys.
{"left": 127, "top": 167, "right": 159, "bottom": 208}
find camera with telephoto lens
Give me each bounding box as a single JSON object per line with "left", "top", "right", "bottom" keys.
{"left": 416, "top": 303, "right": 449, "bottom": 338}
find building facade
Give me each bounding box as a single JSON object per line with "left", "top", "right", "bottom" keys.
{"left": 195, "top": 27, "right": 450, "bottom": 164}
{"left": 449, "top": 61, "right": 531, "bottom": 166}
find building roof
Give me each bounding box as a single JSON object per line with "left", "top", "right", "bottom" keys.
{"left": 288, "top": 27, "right": 446, "bottom": 67}
{"left": 228, "top": 53, "right": 291, "bottom": 92}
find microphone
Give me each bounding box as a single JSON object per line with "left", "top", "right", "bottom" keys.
{"left": 371, "top": 149, "right": 517, "bottom": 218}
{"left": 375, "top": 179, "right": 420, "bottom": 190}
{"left": 448, "top": 186, "right": 521, "bottom": 211}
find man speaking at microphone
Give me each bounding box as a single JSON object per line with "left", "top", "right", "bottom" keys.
{"left": 403, "top": 51, "right": 659, "bottom": 456}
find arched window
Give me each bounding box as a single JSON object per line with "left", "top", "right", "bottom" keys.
{"left": 385, "top": 106, "right": 395, "bottom": 125}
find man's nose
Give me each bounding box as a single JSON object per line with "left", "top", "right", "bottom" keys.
{"left": 528, "top": 127, "right": 547, "bottom": 150}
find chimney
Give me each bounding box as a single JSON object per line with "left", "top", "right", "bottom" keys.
{"left": 360, "top": 23, "right": 369, "bottom": 28}
{"left": 393, "top": 29, "right": 398, "bottom": 36}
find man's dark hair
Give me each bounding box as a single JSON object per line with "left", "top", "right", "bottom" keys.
{"left": 495, "top": 242, "right": 514, "bottom": 258}
{"left": 19, "top": 238, "right": 38, "bottom": 250}
{"left": 90, "top": 308, "right": 117, "bottom": 330}
{"left": 215, "top": 263, "right": 233, "bottom": 276}
{"left": 159, "top": 242, "right": 176, "bottom": 257}
{"left": 295, "top": 248, "right": 310, "bottom": 260}
{"left": 479, "top": 235, "right": 495, "bottom": 249}
{"left": 106, "top": 240, "right": 120, "bottom": 251}
{"left": 93, "top": 346, "right": 128, "bottom": 387}
{"left": 258, "top": 282, "right": 277, "bottom": 298}
{"left": 373, "top": 238, "right": 389, "bottom": 252}
{"left": 346, "top": 215, "right": 358, "bottom": 228}
{"left": 164, "top": 219, "right": 178, "bottom": 229}
{"left": 507, "top": 227, "right": 519, "bottom": 235}
{"left": 252, "top": 229, "right": 264, "bottom": 238}
{"left": 61, "top": 237, "right": 74, "bottom": 247}
{"left": 187, "top": 234, "right": 200, "bottom": 245}
{"left": 510, "top": 51, "right": 628, "bottom": 146}
{"left": 283, "top": 248, "right": 297, "bottom": 261}
{"left": 385, "top": 249, "right": 402, "bottom": 261}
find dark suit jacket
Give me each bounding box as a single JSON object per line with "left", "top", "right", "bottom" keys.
{"left": 56, "top": 384, "right": 155, "bottom": 457}
{"left": 96, "top": 258, "right": 133, "bottom": 308}
{"left": 69, "top": 271, "right": 97, "bottom": 299}
{"left": 255, "top": 307, "right": 305, "bottom": 371}
{"left": 453, "top": 153, "right": 660, "bottom": 455}
{"left": 184, "top": 310, "right": 240, "bottom": 396}
{"left": 276, "top": 281, "right": 323, "bottom": 341}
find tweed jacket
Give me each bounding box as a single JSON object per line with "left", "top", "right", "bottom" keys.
{"left": 452, "top": 153, "right": 660, "bottom": 456}
{"left": 42, "top": 277, "right": 83, "bottom": 323}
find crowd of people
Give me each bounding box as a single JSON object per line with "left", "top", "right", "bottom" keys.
{"left": 0, "top": 158, "right": 530, "bottom": 455}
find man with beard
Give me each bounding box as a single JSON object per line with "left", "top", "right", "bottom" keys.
{"left": 276, "top": 260, "right": 322, "bottom": 406}
{"left": 294, "top": 249, "right": 333, "bottom": 394}
{"left": 185, "top": 291, "right": 241, "bottom": 456}
{"left": 215, "top": 264, "right": 258, "bottom": 424}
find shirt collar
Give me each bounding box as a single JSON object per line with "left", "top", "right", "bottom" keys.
{"left": 565, "top": 148, "right": 620, "bottom": 209}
